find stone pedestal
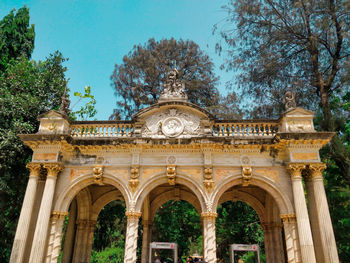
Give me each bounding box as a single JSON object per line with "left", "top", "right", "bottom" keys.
{"left": 201, "top": 212, "right": 217, "bottom": 263}
{"left": 29, "top": 163, "right": 62, "bottom": 263}
{"left": 287, "top": 164, "right": 316, "bottom": 263}
{"left": 124, "top": 212, "right": 141, "bottom": 263}
{"left": 309, "top": 163, "right": 339, "bottom": 263}
{"left": 10, "top": 163, "right": 41, "bottom": 263}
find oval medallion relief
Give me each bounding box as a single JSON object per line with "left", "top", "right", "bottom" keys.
{"left": 162, "top": 117, "right": 184, "bottom": 137}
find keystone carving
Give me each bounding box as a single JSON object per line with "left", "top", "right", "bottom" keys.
{"left": 93, "top": 165, "right": 104, "bottom": 185}
{"left": 166, "top": 165, "right": 176, "bottom": 185}
{"left": 129, "top": 167, "right": 140, "bottom": 192}
{"left": 242, "top": 166, "right": 252, "bottom": 186}
{"left": 203, "top": 166, "right": 214, "bottom": 192}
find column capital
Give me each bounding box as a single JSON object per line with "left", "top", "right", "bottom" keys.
{"left": 51, "top": 210, "right": 68, "bottom": 220}
{"left": 26, "top": 162, "right": 41, "bottom": 177}
{"left": 261, "top": 222, "right": 283, "bottom": 231}
{"left": 125, "top": 211, "right": 142, "bottom": 220}
{"left": 280, "top": 213, "right": 296, "bottom": 223}
{"left": 43, "top": 163, "right": 63, "bottom": 178}
{"left": 308, "top": 163, "right": 327, "bottom": 179}
{"left": 201, "top": 212, "right": 218, "bottom": 220}
{"left": 286, "top": 163, "right": 306, "bottom": 179}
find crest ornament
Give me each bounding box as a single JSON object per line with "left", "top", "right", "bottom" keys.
{"left": 158, "top": 68, "right": 188, "bottom": 102}
{"left": 283, "top": 89, "right": 296, "bottom": 111}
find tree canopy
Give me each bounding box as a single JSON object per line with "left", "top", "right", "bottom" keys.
{"left": 110, "top": 38, "right": 220, "bottom": 119}
{"left": 0, "top": 6, "right": 34, "bottom": 71}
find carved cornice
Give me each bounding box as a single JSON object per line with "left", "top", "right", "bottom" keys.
{"left": 280, "top": 213, "right": 296, "bottom": 223}
{"left": 125, "top": 211, "right": 142, "bottom": 220}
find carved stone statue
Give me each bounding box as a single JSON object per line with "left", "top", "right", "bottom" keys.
{"left": 58, "top": 79, "right": 71, "bottom": 116}
{"left": 283, "top": 89, "right": 296, "bottom": 111}
{"left": 158, "top": 68, "right": 188, "bottom": 102}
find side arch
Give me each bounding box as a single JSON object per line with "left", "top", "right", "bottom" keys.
{"left": 91, "top": 190, "right": 124, "bottom": 220}
{"left": 134, "top": 173, "right": 206, "bottom": 212}
{"left": 212, "top": 172, "right": 294, "bottom": 215}
{"left": 53, "top": 172, "right": 130, "bottom": 212}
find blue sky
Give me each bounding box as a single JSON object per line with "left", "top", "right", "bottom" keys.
{"left": 0, "top": 0, "right": 233, "bottom": 120}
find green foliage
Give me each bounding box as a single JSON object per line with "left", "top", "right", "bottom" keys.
{"left": 71, "top": 85, "right": 97, "bottom": 120}
{"left": 216, "top": 201, "right": 264, "bottom": 262}
{"left": 152, "top": 200, "right": 202, "bottom": 260}
{"left": 91, "top": 200, "right": 126, "bottom": 262}
{"left": 110, "top": 38, "right": 220, "bottom": 119}
{"left": 0, "top": 6, "right": 34, "bottom": 71}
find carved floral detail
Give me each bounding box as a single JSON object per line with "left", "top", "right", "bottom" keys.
{"left": 129, "top": 167, "right": 140, "bottom": 192}
{"left": 308, "top": 163, "right": 327, "bottom": 179}
{"left": 242, "top": 166, "right": 252, "bottom": 186}
{"left": 26, "top": 162, "right": 41, "bottom": 178}
{"left": 203, "top": 166, "right": 214, "bottom": 192}
{"left": 166, "top": 165, "right": 176, "bottom": 185}
{"left": 280, "top": 213, "right": 297, "bottom": 223}
{"left": 286, "top": 163, "right": 306, "bottom": 179}
{"left": 43, "top": 163, "right": 63, "bottom": 178}
{"left": 93, "top": 165, "right": 104, "bottom": 185}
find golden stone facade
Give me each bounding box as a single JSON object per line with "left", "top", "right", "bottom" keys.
{"left": 10, "top": 75, "right": 339, "bottom": 263}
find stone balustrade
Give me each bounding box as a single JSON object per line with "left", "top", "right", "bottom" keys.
{"left": 71, "top": 122, "right": 134, "bottom": 137}
{"left": 70, "top": 120, "right": 279, "bottom": 138}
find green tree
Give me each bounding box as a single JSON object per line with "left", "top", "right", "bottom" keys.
{"left": 110, "top": 38, "right": 220, "bottom": 119}
{"left": 0, "top": 6, "right": 34, "bottom": 71}
{"left": 216, "top": 201, "right": 264, "bottom": 262}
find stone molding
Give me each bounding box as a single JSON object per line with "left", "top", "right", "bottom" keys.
{"left": 201, "top": 212, "right": 218, "bottom": 220}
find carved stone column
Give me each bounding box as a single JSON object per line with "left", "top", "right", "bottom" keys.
{"left": 281, "top": 214, "right": 301, "bottom": 263}
{"left": 201, "top": 212, "right": 217, "bottom": 263}
{"left": 10, "top": 163, "right": 41, "bottom": 263}
{"left": 49, "top": 211, "right": 68, "bottom": 263}
{"left": 29, "top": 163, "right": 62, "bottom": 263}
{"left": 124, "top": 211, "right": 141, "bottom": 263}
{"left": 287, "top": 164, "right": 316, "bottom": 263}
{"left": 309, "top": 163, "right": 339, "bottom": 263}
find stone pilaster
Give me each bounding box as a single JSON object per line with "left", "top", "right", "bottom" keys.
{"left": 201, "top": 212, "right": 217, "bottom": 263}
{"left": 309, "top": 163, "right": 339, "bottom": 263}
{"left": 281, "top": 214, "right": 301, "bottom": 263}
{"left": 72, "top": 219, "right": 94, "bottom": 263}
{"left": 262, "top": 223, "right": 284, "bottom": 263}
{"left": 85, "top": 220, "right": 97, "bottom": 263}
{"left": 287, "top": 164, "right": 316, "bottom": 263}
{"left": 50, "top": 211, "right": 68, "bottom": 263}
{"left": 124, "top": 211, "right": 141, "bottom": 263}
{"left": 10, "top": 163, "right": 41, "bottom": 263}
{"left": 29, "top": 163, "right": 63, "bottom": 263}
{"left": 62, "top": 200, "right": 77, "bottom": 263}
{"left": 141, "top": 220, "right": 151, "bottom": 263}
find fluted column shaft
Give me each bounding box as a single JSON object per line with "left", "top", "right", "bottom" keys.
{"left": 10, "top": 163, "right": 41, "bottom": 263}
{"left": 309, "top": 163, "right": 339, "bottom": 263}
{"left": 201, "top": 212, "right": 217, "bottom": 263}
{"left": 124, "top": 211, "right": 141, "bottom": 263}
{"left": 287, "top": 164, "right": 316, "bottom": 263}
{"left": 29, "top": 163, "right": 62, "bottom": 263}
